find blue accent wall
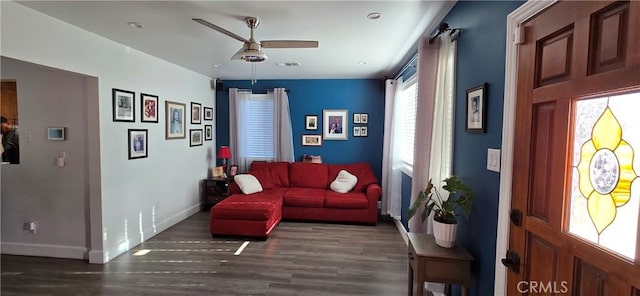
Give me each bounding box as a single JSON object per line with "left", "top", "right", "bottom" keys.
{"left": 214, "top": 2, "right": 525, "bottom": 293}
{"left": 215, "top": 79, "right": 385, "bottom": 180}
{"left": 442, "top": 1, "right": 523, "bottom": 296}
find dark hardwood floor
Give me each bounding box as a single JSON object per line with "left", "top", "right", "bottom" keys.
{"left": 1, "top": 211, "right": 408, "bottom": 295}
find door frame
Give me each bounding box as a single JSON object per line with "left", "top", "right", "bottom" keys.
{"left": 494, "top": 1, "right": 557, "bottom": 295}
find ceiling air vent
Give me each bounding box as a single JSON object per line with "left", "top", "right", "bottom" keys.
{"left": 276, "top": 62, "right": 301, "bottom": 67}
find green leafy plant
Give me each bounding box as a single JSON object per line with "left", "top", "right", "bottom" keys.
{"left": 408, "top": 176, "right": 475, "bottom": 224}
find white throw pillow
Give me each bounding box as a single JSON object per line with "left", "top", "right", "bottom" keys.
{"left": 330, "top": 170, "right": 358, "bottom": 193}
{"left": 234, "top": 174, "right": 263, "bottom": 194}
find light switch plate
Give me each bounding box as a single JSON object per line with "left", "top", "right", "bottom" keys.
{"left": 24, "top": 129, "right": 32, "bottom": 142}
{"left": 487, "top": 148, "right": 501, "bottom": 172}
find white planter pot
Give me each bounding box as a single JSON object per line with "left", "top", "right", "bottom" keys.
{"left": 433, "top": 220, "right": 457, "bottom": 248}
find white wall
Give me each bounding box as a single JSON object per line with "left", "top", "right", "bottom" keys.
{"left": 1, "top": 1, "right": 216, "bottom": 263}
{"left": 1, "top": 57, "right": 95, "bottom": 259}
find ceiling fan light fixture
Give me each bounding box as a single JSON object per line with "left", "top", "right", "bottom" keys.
{"left": 243, "top": 54, "right": 267, "bottom": 62}
{"left": 231, "top": 49, "right": 267, "bottom": 62}
{"left": 231, "top": 42, "right": 268, "bottom": 62}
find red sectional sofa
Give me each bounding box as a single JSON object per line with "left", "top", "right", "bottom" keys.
{"left": 210, "top": 161, "right": 381, "bottom": 238}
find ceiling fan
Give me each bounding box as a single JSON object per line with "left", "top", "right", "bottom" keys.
{"left": 193, "top": 17, "right": 319, "bottom": 62}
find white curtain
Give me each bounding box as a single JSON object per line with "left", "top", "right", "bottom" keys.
{"left": 270, "top": 88, "right": 295, "bottom": 162}
{"left": 428, "top": 34, "right": 457, "bottom": 207}
{"left": 229, "top": 88, "right": 253, "bottom": 172}
{"left": 409, "top": 34, "right": 457, "bottom": 233}
{"left": 229, "top": 88, "right": 294, "bottom": 173}
{"left": 381, "top": 79, "right": 404, "bottom": 219}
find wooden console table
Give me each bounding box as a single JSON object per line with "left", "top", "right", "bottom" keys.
{"left": 408, "top": 233, "right": 473, "bottom": 296}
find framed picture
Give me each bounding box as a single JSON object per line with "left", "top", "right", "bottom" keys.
{"left": 360, "top": 126, "right": 368, "bottom": 137}
{"left": 305, "top": 115, "right": 318, "bottom": 130}
{"left": 360, "top": 113, "right": 369, "bottom": 124}
{"left": 165, "top": 101, "right": 186, "bottom": 139}
{"left": 322, "top": 109, "right": 348, "bottom": 140}
{"left": 190, "top": 129, "right": 203, "bottom": 146}
{"left": 353, "top": 113, "right": 361, "bottom": 124}
{"left": 466, "top": 83, "right": 487, "bottom": 133}
{"left": 229, "top": 165, "right": 239, "bottom": 177}
{"left": 191, "top": 102, "right": 202, "bottom": 124}
{"left": 112, "top": 88, "right": 135, "bottom": 122}
{"left": 141, "top": 93, "right": 159, "bottom": 123}
{"left": 204, "top": 107, "right": 213, "bottom": 121}
{"left": 47, "top": 127, "right": 66, "bottom": 141}
{"left": 353, "top": 126, "right": 361, "bottom": 136}
{"left": 212, "top": 166, "right": 224, "bottom": 178}
{"left": 302, "top": 134, "right": 322, "bottom": 146}
{"left": 128, "top": 129, "right": 148, "bottom": 159}
{"left": 204, "top": 125, "right": 213, "bottom": 141}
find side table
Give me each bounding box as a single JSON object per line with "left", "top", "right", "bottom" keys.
{"left": 408, "top": 233, "right": 473, "bottom": 296}
{"left": 201, "top": 177, "right": 230, "bottom": 211}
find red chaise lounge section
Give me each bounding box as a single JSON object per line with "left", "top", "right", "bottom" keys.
{"left": 209, "top": 161, "right": 381, "bottom": 238}
{"left": 209, "top": 188, "right": 286, "bottom": 238}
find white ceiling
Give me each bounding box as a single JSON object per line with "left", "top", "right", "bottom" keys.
{"left": 16, "top": 1, "right": 455, "bottom": 80}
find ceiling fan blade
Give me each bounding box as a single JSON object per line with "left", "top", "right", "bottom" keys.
{"left": 192, "top": 18, "right": 250, "bottom": 43}
{"left": 261, "top": 40, "right": 319, "bottom": 48}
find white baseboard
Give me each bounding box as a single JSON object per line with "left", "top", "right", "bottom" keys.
{"left": 1, "top": 241, "right": 88, "bottom": 259}
{"left": 2, "top": 204, "right": 202, "bottom": 264}
{"left": 88, "top": 250, "right": 104, "bottom": 263}
{"left": 394, "top": 218, "right": 409, "bottom": 246}
{"left": 154, "top": 203, "right": 202, "bottom": 235}
{"left": 102, "top": 203, "right": 202, "bottom": 263}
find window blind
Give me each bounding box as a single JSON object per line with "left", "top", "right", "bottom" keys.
{"left": 240, "top": 94, "right": 274, "bottom": 158}
{"left": 399, "top": 79, "right": 418, "bottom": 166}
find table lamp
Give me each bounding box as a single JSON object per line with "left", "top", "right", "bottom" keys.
{"left": 217, "top": 146, "right": 231, "bottom": 176}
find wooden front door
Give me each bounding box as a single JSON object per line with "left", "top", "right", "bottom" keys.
{"left": 507, "top": 1, "right": 640, "bottom": 295}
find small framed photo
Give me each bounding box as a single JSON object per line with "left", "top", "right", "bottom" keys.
{"left": 166, "top": 101, "right": 186, "bottom": 139}
{"left": 190, "top": 129, "right": 203, "bottom": 146}
{"left": 323, "top": 109, "right": 348, "bottom": 140}
{"left": 305, "top": 115, "right": 318, "bottom": 130}
{"left": 141, "top": 93, "right": 159, "bottom": 123}
{"left": 47, "top": 127, "right": 66, "bottom": 141}
{"left": 360, "top": 113, "right": 368, "bottom": 124}
{"left": 112, "top": 88, "right": 135, "bottom": 122}
{"left": 191, "top": 102, "right": 202, "bottom": 124}
{"left": 212, "top": 166, "right": 224, "bottom": 178}
{"left": 302, "top": 135, "right": 322, "bottom": 146}
{"left": 229, "top": 165, "right": 239, "bottom": 177}
{"left": 204, "top": 125, "right": 213, "bottom": 141}
{"left": 353, "top": 113, "right": 361, "bottom": 124}
{"left": 353, "top": 126, "right": 361, "bottom": 137}
{"left": 128, "top": 129, "right": 148, "bottom": 159}
{"left": 204, "top": 107, "right": 213, "bottom": 121}
{"left": 360, "top": 126, "right": 368, "bottom": 137}
{"left": 466, "top": 83, "right": 487, "bottom": 133}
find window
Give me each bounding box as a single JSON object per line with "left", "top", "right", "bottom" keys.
{"left": 398, "top": 77, "right": 418, "bottom": 167}
{"left": 568, "top": 91, "right": 640, "bottom": 260}
{"left": 238, "top": 94, "right": 274, "bottom": 159}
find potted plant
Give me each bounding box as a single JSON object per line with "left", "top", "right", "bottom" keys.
{"left": 408, "top": 176, "right": 474, "bottom": 248}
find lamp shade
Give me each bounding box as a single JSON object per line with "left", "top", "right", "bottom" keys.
{"left": 217, "top": 146, "right": 231, "bottom": 159}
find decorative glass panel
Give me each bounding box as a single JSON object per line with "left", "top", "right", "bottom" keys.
{"left": 569, "top": 92, "right": 640, "bottom": 260}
